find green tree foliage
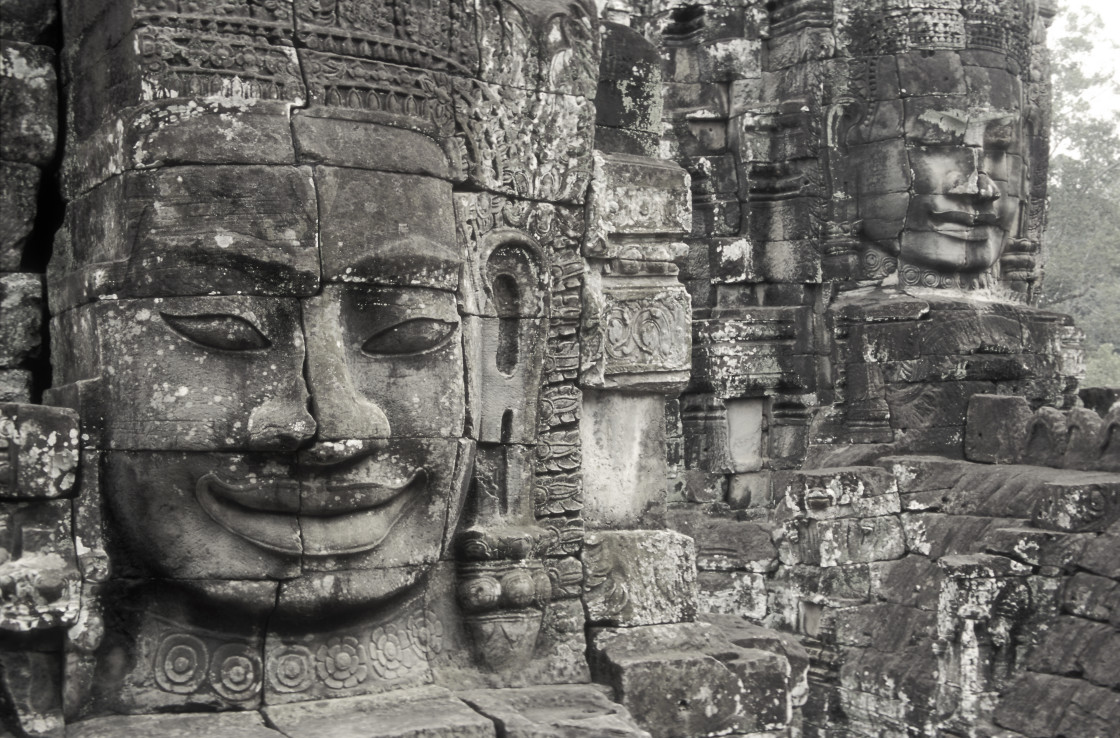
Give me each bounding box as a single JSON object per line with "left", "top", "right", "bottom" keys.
{"left": 1039, "top": 3, "right": 1120, "bottom": 387}
{"left": 1085, "top": 343, "right": 1120, "bottom": 387}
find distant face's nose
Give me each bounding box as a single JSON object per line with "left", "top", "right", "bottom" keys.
{"left": 301, "top": 288, "right": 392, "bottom": 442}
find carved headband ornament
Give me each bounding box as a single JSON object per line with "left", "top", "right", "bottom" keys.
{"left": 295, "top": 0, "right": 480, "bottom": 77}
{"left": 128, "top": 0, "right": 596, "bottom": 139}
{"left": 846, "top": 0, "right": 1035, "bottom": 70}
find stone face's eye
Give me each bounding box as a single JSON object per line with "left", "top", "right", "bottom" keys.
{"left": 160, "top": 312, "right": 271, "bottom": 351}
{"left": 361, "top": 318, "right": 456, "bottom": 356}
{"left": 984, "top": 119, "right": 1018, "bottom": 152}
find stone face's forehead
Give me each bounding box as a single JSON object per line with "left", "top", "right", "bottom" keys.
{"left": 50, "top": 159, "right": 462, "bottom": 309}
{"left": 317, "top": 167, "right": 461, "bottom": 291}
{"left": 904, "top": 104, "right": 1024, "bottom": 148}
{"left": 50, "top": 166, "right": 323, "bottom": 310}
{"left": 118, "top": 166, "right": 323, "bottom": 298}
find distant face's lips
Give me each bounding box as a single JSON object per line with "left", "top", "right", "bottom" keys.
{"left": 929, "top": 209, "right": 1001, "bottom": 227}
{"left": 195, "top": 470, "right": 426, "bottom": 557}
{"left": 927, "top": 209, "right": 1002, "bottom": 241}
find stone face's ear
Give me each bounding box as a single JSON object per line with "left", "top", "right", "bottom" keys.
{"left": 827, "top": 97, "right": 867, "bottom": 151}
{"left": 474, "top": 235, "right": 548, "bottom": 446}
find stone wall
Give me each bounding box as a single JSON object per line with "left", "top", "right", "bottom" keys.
{"left": 610, "top": 1, "right": 1119, "bottom": 736}
{"left": 0, "top": 0, "right": 59, "bottom": 403}
{"left": 0, "top": 1, "right": 1118, "bottom": 737}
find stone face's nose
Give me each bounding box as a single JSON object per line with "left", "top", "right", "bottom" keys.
{"left": 974, "top": 171, "right": 1000, "bottom": 201}
{"left": 301, "top": 289, "right": 392, "bottom": 441}
{"left": 246, "top": 396, "right": 316, "bottom": 452}
{"left": 946, "top": 150, "right": 999, "bottom": 202}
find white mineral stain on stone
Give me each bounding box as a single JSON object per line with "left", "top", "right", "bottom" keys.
{"left": 215, "top": 234, "right": 234, "bottom": 249}
{"left": 0, "top": 47, "right": 51, "bottom": 89}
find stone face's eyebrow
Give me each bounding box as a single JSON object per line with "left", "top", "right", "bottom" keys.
{"left": 121, "top": 244, "right": 323, "bottom": 298}
{"left": 325, "top": 234, "right": 462, "bottom": 290}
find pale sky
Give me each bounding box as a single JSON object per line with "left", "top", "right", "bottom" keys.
{"left": 1049, "top": 0, "right": 1120, "bottom": 118}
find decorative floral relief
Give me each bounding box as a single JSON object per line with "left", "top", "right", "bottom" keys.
{"left": 268, "top": 645, "right": 315, "bottom": 694}
{"left": 588, "top": 287, "right": 691, "bottom": 379}
{"left": 406, "top": 610, "right": 444, "bottom": 656}
{"left": 315, "top": 635, "right": 369, "bottom": 688}
{"left": 603, "top": 298, "right": 688, "bottom": 368}
{"left": 209, "top": 643, "right": 262, "bottom": 702}
{"left": 154, "top": 612, "right": 444, "bottom": 699}
{"left": 368, "top": 624, "right": 418, "bottom": 679}
{"left": 135, "top": 28, "right": 305, "bottom": 102}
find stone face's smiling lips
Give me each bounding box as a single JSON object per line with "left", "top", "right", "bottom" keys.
{"left": 195, "top": 466, "right": 427, "bottom": 557}
{"left": 926, "top": 208, "right": 1003, "bottom": 242}
{"left": 929, "top": 209, "right": 1001, "bottom": 229}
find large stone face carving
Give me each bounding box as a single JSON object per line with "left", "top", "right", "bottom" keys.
{"left": 33, "top": 0, "right": 607, "bottom": 720}
{"left": 80, "top": 160, "right": 470, "bottom": 596}
{"left": 6, "top": 1, "right": 1117, "bottom": 737}
{"left": 831, "top": 0, "right": 1037, "bottom": 291}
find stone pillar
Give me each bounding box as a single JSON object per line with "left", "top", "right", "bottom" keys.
{"left": 579, "top": 149, "right": 692, "bottom": 528}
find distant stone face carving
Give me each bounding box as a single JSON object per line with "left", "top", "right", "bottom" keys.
{"left": 849, "top": 89, "right": 1026, "bottom": 286}
{"left": 834, "top": 0, "right": 1035, "bottom": 290}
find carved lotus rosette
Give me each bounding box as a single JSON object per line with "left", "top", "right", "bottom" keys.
{"left": 154, "top": 633, "right": 210, "bottom": 695}
{"left": 268, "top": 645, "right": 316, "bottom": 694}
{"left": 209, "top": 643, "right": 262, "bottom": 702}
{"left": 859, "top": 244, "right": 898, "bottom": 282}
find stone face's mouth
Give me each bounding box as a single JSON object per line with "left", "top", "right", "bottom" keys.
{"left": 928, "top": 209, "right": 1002, "bottom": 241}
{"left": 196, "top": 469, "right": 426, "bottom": 557}
{"left": 930, "top": 209, "right": 1000, "bottom": 227}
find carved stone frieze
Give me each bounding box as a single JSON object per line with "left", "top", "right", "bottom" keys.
{"left": 580, "top": 272, "right": 692, "bottom": 392}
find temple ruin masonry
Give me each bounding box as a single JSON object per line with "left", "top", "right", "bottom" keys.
{"left": 1, "top": 0, "right": 1118, "bottom": 736}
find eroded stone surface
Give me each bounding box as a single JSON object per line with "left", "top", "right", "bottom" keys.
{"left": 590, "top": 621, "right": 796, "bottom": 738}
{"left": 0, "top": 41, "right": 57, "bottom": 167}
{"left": 457, "top": 684, "right": 651, "bottom": 738}
{"left": 264, "top": 687, "right": 496, "bottom": 738}
{"left": 582, "top": 529, "right": 697, "bottom": 627}
{"left": 67, "top": 711, "right": 284, "bottom": 738}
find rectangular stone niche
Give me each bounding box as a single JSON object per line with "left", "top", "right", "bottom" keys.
{"left": 726, "top": 398, "right": 765, "bottom": 473}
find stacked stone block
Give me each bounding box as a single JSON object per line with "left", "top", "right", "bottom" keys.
{"left": 0, "top": 0, "right": 1114, "bottom": 736}
{"left": 968, "top": 394, "right": 1120, "bottom": 472}
{"left": 0, "top": 3, "right": 72, "bottom": 734}
{"left": 809, "top": 292, "right": 1084, "bottom": 464}
{"left": 0, "top": 0, "right": 59, "bottom": 403}
{"left": 655, "top": 453, "right": 1119, "bottom": 736}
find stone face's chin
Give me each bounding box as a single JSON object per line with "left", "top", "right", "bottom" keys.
{"left": 195, "top": 470, "right": 427, "bottom": 557}
{"left": 901, "top": 226, "right": 1006, "bottom": 274}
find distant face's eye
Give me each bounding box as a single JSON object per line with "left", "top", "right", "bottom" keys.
{"left": 361, "top": 318, "right": 456, "bottom": 356}
{"left": 161, "top": 313, "right": 271, "bottom": 351}
{"left": 984, "top": 121, "right": 1017, "bottom": 152}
